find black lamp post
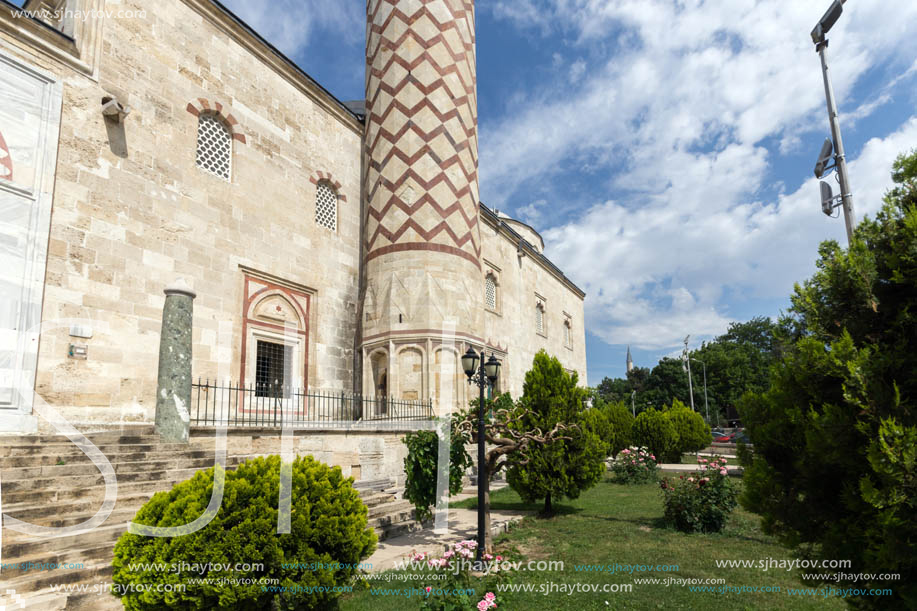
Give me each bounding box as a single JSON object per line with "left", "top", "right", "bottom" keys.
{"left": 461, "top": 346, "right": 500, "bottom": 561}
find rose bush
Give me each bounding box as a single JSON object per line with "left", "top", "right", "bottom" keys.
{"left": 660, "top": 456, "right": 737, "bottom": 533}
{"left": 409, "top": 540, "right": 513, "bottom": 610}
{"left": 610, "top": 446, "right": 658, "bottom": 484}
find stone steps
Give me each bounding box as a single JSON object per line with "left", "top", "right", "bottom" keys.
{"left": 1, "top": 441, "right": 197, "bottom": 458}
{"left": 0, "top": 430, "right": 417, "bottom": 608}
{"left": 1, "top": 456, "right": 247, "bottom": 481}
{"left": 0, "top": 448, "right": 217, "bottom": 468}
{"left": 1, "top": 475, "right": 198, "bottom": 506}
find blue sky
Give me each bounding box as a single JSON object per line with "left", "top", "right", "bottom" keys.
{"left": 222, "top": 0, "right": 917, "bottom": 385}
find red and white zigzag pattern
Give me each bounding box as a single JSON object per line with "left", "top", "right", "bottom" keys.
{"left": 364, "top": 0, "right": 480, "bottom": 268}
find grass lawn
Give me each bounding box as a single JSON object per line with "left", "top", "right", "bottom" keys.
{"left": 340, "top": 474, "right": 844, "bottom": 611}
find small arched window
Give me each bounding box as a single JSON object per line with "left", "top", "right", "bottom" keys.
{"left": 535, "top": 303, "right": 545, "bottom": 336}
{"left": 564, "top": 319, "right": 572, "bottom": 348}
{"left": 484, "top": 274, "right": 497, "bottom": 310}
{"left": 315, "top": 181, "right": 338, "bottom": 231}
{"left": 195, "top": 112, "right": 232, "bottom": 181}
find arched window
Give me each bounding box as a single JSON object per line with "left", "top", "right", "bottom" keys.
{"left": 315, "top": 181, "right": 338, "bottom": 231}
{"left": 484, "top": 274, "right": 497, "bottom": 310}
{"left": 535, "top": 303, "right": 545, "bottom": 336}
{"left": 195, "top": 112, "right": 232, "bottom": 180}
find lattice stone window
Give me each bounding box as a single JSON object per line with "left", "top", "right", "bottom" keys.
{"left": 485, "top": 274, "right": 497, "bottom": 310}
{"left": 195, "top": 113, "right": 231, "bottom": 181}
{"left": 536, "top": 303, "right": 545, "bottom": 335}
{"left": 315, "top": 181, "right": 338, "bottom": 231}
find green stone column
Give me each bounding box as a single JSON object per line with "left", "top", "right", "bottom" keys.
{"left": 155, "top": 280, "right": 196, "bottom": 443}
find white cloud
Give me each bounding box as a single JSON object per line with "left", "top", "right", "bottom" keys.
{"left": 220, "top": 0, "right": 363, "bottom": 56}
{"left": 569, "top": 59, "right": 586, "bottom": 83}
{"left": 543, "top": 117, "right": 917, "bottom": 351}
{"left": 480, "top": 0, "right": 917, "bottom": 351}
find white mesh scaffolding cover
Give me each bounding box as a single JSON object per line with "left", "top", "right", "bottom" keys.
{"left": 195, "top": 113, "right": 231, "bottom": 180}
{"left": 485, "top": 275, "right": 496, "bottom": 309}
{"left": 315, "top": 182, "right": 338, "bottom": 231}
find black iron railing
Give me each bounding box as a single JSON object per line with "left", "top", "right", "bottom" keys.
{"left": 190, "top": 379, "right": 434, "bottom": 427}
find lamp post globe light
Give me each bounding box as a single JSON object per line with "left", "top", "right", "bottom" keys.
{"left": 461, "top": 346, "right": 501, "bottom": 561}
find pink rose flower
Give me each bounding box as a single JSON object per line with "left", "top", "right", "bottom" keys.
{"left": 425, "top": 586, "right": 432, "bottom": 593}
{"left": 485, "top": 592, "right": 496, "bottom": 601}
{"left": 720, "top": 468, "right": 727, "bottom": 475}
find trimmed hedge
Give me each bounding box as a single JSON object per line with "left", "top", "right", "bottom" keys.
{"left": 112, "top": 455, "right": 376, "bottom": 610}
{"left": 631, "top": 408, "right": 677, "bottom": 462}
{"left": 665, "top": 402, "right": 711, "bottom": 462}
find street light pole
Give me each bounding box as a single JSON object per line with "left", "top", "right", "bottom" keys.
{"left": 461, "top": 347, "right": 500, "bottom": 562}
{"left": 691, "top": 358, "right": 709, "bottom": 423}
{"left": 812, "top": 0, "right": 855, "bottom": 243}
{"left": 476, "top": 355, "right": 486, "bottom": 561}
{"left": 683, "top": 336, "right": 695, "bottom": 411}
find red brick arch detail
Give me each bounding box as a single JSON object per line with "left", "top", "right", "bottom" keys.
{"left": 185, "top": 98, "right": 247, "bottom": 144}
{"left": 309, "top": 171, "right": 348, "bottom": 203}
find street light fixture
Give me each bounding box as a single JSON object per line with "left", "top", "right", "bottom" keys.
{"left": 461, "top": 346, "right": 501, "bottom": 561}
{"left": 811, "top": 0, "right": 855, "bottom": 243}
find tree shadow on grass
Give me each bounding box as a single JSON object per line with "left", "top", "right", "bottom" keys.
{"left": 454, "top": 499, "right": 581, "bottom": 517}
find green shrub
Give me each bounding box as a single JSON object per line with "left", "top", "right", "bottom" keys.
{"left": 610, "top": 446, "right": 658, "bottom": 484}
{"left": 631, "top": 408, "right": 677, "bottom": 463}
{"left": 660, "top": 456, "right": 737, "bottom": 533}
{"left": 664, "top": 401, "right": 711, "bottom": 461}
{"left": 596, "top": 399, "right": 633, "bottom": 457}
{"left": 582, "top": 405, "right": 612, "bottom": 456}
{"left": 111, "top": 455, "right": 376, "bottom": 610}
{"left": 403, "top": 426, "right": 472, "bottom": 523}
{"left": 507, "top": 351, "right": 605, "bottom": 513}
{"left": 738, "top": 151, "right": 917, "bottom": 608}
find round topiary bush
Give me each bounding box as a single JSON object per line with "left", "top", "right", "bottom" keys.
{"left": 111, "top": 455, "right": 376, "bottom": 610}
{"left": 665, "top": 403, "right": 711, "bottom": 462}
{"left": 631, "top": 408, "right": 677, "bottom": 463}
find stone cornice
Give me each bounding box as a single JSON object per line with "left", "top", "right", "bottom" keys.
{"left": 480, "top": 205, "right": 586, "bottom": 300}
{"left": 183, "top": 0, "right": 363, "bottom": 135}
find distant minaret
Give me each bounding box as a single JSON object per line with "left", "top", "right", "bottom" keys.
{"left": 626, "top": 346, "right": 633, "bottom": 374}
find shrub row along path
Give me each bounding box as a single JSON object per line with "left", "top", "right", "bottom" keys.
{"left": 366, "top": 482, "right": 530, "bottom": 572}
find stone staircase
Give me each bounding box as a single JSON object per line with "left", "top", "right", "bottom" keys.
{"left": 0, "top": 427, "right": 417, "bottom": 609}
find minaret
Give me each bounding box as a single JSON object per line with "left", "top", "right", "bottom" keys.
{"left": 362, "top": 0, "right": 481, "bottom": 408}
{"left": 626, "top": 346, "right": 633, "bottom": 374}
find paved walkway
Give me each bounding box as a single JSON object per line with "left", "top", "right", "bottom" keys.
{"left": 366, "top": 483, "right": 530, "bottom": 572}
{"left": 659, "top": 453, "right": 743, "bottom": 474}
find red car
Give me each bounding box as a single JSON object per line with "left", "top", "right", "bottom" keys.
{"left": 713, "top": 430, "right": 741, "bottom": 443}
